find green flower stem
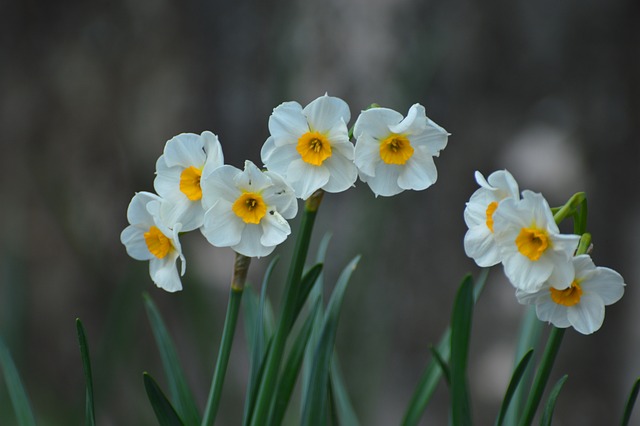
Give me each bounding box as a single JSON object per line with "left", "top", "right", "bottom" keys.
{"left": 202, "top": 253, "right": 251, "bottom": 426}
{"left": 553, "top": 192, "right": 585, "bottom": 224}
{"left": 249, "top": 190, "right": 324, "bottom": 426}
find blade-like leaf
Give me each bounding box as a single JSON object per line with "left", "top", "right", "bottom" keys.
{"left": 291, "top": 264, "right": 323, "bottom": 331}
{"left": 143, "top": 372, "right": 185, "bottom": 426}
{"left": 244, "top": 338, "right": 274, "bottom": 426}
{"left": 76, "top": 319, "right": 96, "bottom": 426}
{"left": 620, "top": 377, "right": 640, "bottom": 426}
{"left": 143, "top": 293, "right": 200, "bottom": 426}
{"left": 301, "top": 255, "right": 360, "bottom": 426}
{"left": 540, "top": 375, "right": 568, "bottom": 426}
{"left": 495, "top": 349, "right": 534, "bottom": 426}
{"left": 450, "top": 274, "right": 474, "bottom": 426}
{"left": 330, "top": 355, "right": 360, "bottom": 426}
{"left": 270, "top": 301, "right": 321, "bottom": 426}
{"left": 429, "top": 346, "right": 451, "bottom": 385}
{"left": 402, "top": 269, "right": 489, "bottom": 426}
{"left": 0, "top": 336, "right": 36, "bottom": 426}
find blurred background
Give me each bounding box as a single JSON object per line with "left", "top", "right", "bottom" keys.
{"left": 1, "top": 0, "right": 639, "bottom": 424}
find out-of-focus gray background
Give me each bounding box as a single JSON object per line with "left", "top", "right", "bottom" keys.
{"left": 2, "top": 0, "right": 639, "bottom": 424}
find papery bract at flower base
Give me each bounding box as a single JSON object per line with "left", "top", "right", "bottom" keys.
{"left": 464, "top": 170, "right": 520, "bottom": 267}
{"left": 261, "top": 94, "right": 357, "bottom": 200}
{"left": 516, "top": 255, "right": 625, "bottom": 335}
{"left": 492, "top": 190, "right": 580, "bottom": 293}
{"left": 120, "top": 192, "right": 186, "bottom": 292}
{"left": 200, "top": 160, "right": 298, "bottom": 257}
{"left": 353, "top": 104, "right": 448, "bottom": 197}
{"left": 154, "top": 131, "right": 224, "bottom": 231}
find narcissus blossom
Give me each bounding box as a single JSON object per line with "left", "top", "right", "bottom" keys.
{"left": 464, "top": 170, "right": 520, "bottom": 267}
{"left": 120, "top": 192, "right": 185, "bottom": 292}
{"left": 261, "top": 94, "right": 357, "bottom": 200}
{"left": 154, "top": 131, "right": 224, "bottom": 231}
{"left": 353, "top": 104, "right": 448, "bottom": 197}
{"left": 201, "top": 160, "right": 298, "bottom": 257}
{"left": 492, "top": 190, "right": 580, "bottom": 293}
{"left": 516, "top": 255, "right": 625, "bottom": 334}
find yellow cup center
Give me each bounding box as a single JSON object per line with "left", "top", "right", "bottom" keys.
{"left": 144, "top": 226, "right": 172, "bottom": 259}
{"left": 297, "top": 131, "right": 332, "bottom": 166}
{"left": 179, "top": 166, "right": 203, "bottom": 201}
{"left": 550, "top": 280, "right": 583, "bottom": 306}
{"left": 515, "top": 227, "right": 549, "bottom": 261}
{"left": 485, "top": 201, "right": 499, "bottom": 233}
{"left": 232, "top": 192, "right": 267, "bottom": 224}
{"left": 380, "top": 134, "right": 414, "bottom": 165}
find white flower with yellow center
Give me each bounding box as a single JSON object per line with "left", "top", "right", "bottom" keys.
{"left": 120, "top": 192, "right": 186, "bottom": 292}
{"left": 516, "top": 255, "right": 625, "bottom": 334}
{"left": 260, "top": 94, "right": 357, "bottom": 200}
{"left": 353, "top": 104, "right": 448, "bottom": 197}
{"left": 492, "top": 190, "right": 581, "bottom": 293}
{"left": 154, "top": 131, "right": 224, "bottom": 231}
{"left": 200, "top": 160, "right": 298, "bottom": 258}
{"left": 464, "top": 170, "right": 520, "bottom": 267}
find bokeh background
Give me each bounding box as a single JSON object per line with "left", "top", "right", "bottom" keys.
{"left": 2, "top": 0, "right": 639, "bottom": 424}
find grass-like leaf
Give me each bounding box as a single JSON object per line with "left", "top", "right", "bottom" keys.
{"left": 620, "top": 377, "right": 640, "bottom": 426}
{"left": 291, "top": 263, "right": 323, "bottom": 331}
{"left": 301, "top": 255, "right": 360, "bottom": 426}
{"left": 143, "top": 372, "right": 185, "bottom": 426}
{"left": 76, "top": 319, "right": 96, "bottom": 426}
{"left": 269, "top": 301, "right": 321, "bottom": 426}
{"left": 429, "top": 346, "right": 451, "bottom": 385}
{"left": 329, "top": 355, "right": 360, "bottom": 426}
{"left": 402, "top": 269, "right": 489, "bottom": 426}
{"left": 0, "top": 336, "right": 36, "bottom": 426}
{"left": 495, "top": 348, "right": 534, "bottom": 426}
{"left": 540, "top": 374, "right": 568, "bottom": 426}
{"left": 450, "top": 274, "right": 474, "bottom": 426}
{"left": 143, "top": 294, "right": 200, "bottom": 426}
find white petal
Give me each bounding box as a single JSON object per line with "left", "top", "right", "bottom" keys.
{"left": 261, "top": 139, "right": 301, "bottom": 176}
{"left": 149, "top": 254, "right": 183, "bottom": 292}
{"left": 303, "top": 94, "right": 350, "bottom": 133}
{"left": 549, "top": 233, "right": 581, "bottom": 258}
{"left": 268, "top": 101, "right": 308, "bottom": 144}
{"left": 126, "top": 192, "right": 159, "bottom": 226}
{"left": 487, "top": 170, "right": 519, "bottom": 199}
{"left": 503, "top": 253, "right": 552, "bottom": 292}
{"left": 322, "top": 153, "right": 358, "bottom": 194}
{"left": 388, "top": 104, "right": 427, "bottom": 135}
{"left": 364, "top": 164, "right": 402, "bottom": 197}
{"left": 567, "top": 293, "right": 605, "bottom": 335}
{"left": 353, "top": 107, "right": 402, "bottom": 139}
{"left": 397, "top": 149, "right": 437, "bottom": 191}
{"left": 545, "top": 254, "right": 575, "bottom": 290}
{"left": 260, "top": 211, "right": 291, "bottom": 247}
{"left": 201, "top": 131, "right": 225, "bottom": 178}
{"left": 201, "top": 165, "right": 241, "bottom": 209}
{"left": 536, "top": 299, "right": 570, "bottom": 328}
{"left": 515, "top": 288, "right": 544, "bottom": 305}
{"left": 580, "top": 267, "right": 625, "bottom": 305}
{"left": 286, "top": 160, "right": 330, "bottom": 199}
{"left": 235, "top": 160, "right": 272, "bottom": 192}
{"left": 159, "top": 197, "right": 202, "bottom": 232}
{"left": 572, "top": 255, "right": 597, "bottom": 279}
{"left": 262, "top": 172, "right": 298, "bottom": 219}
{"left": 464, "top": 226, "right": 501, "bottom": 267}
{"left": 233, "top": 224, "right": 273, "bottom": 258}
{"left": 163, "top": 133, "right": 206, "bottom": 168}
{"left": 153, "top": 162, "right": 182, "bottom": 199}
{"left": 201, "top": 201, "right": 244, "bottom": 247}
{"left": 407, "top": 123, "right": 448, "bottom": 156}
{"left": 354, "top": 134, "right": 382, "bottom": 177}
{"left": 120, "top": 226, "right": 154, "bottom": 260}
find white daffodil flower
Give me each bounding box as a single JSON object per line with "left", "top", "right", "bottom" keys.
{"left": 120, "top": 192, "right": 186, "bottom": 292}
{"left": 492, "top": 190, "right": 580, "bottom": 293}
{"left": 516, "top": 255, "right": 625, "bottom": 335}
{"left": 353, "top": 104, "right": 448, "bottom": 197}
{"left": 154, "top": 131, "right": 224, "bottom": 231}
{"left": 464, "top": 170, "right": 520, "bottom": 267}
{"left": 260, "top": 94, "right": 357, "bottom": 200}
{"left": 200, "top": 160, "right": 298, "bottom": 258}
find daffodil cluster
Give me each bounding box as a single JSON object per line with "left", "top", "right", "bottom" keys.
{"left": 464, "top": 170, "right": 625, "bottom": 334}
{"left": 122, "top": 94, "right": 449, "bottom": 291}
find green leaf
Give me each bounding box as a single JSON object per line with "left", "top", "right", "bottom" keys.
{"left": 429, "top": 346, "right": 451, "bottom": 385}
{"left": 301, "top": 255, "right": 360, "bottom": 426}
{"left": 244, "top": 338, "right": 273, "bottom": 426}
{"left": 402, "top": 269, "right": 489, "bottom": 426}
{"left": 450, "top": 274, "right": 474, "bottom": 426}
{"left": 0, "top": 336, "right": 36, "bottom": 426}
{"left": 573, "top": 197, "right": 588, "bottom": 236}
{"left": 495, "top": 349, "right": 534, "bottom": 426}
{"left": 620, "top": 377, "right": 640, "bottom": 426}
{"left": 540, "top": 375, "right": 568, "bottom": 426}
{"left": 291, "top": 264, "right": 323, "bottom": 331}
{"left": 76, "top": 319, "right": 96, "bottom": 426}
{"left": 143, "top": 372, "right": 185, "bottom": 426}
{"left": 143, "top": 293, "right": 200, "bottom": 426}
{"left": 329, "top": 355, "right": 360, "bottom": 426}
{"left": 269, "top": 301, "right": 321, "bottom": 426}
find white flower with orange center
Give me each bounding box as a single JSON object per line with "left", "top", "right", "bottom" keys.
{"left": 516, "top": 255, "right": 625, "bottom": 334}
{"left": 120, "top": 192, "right": 185, "bottom": 292}
{"left": 154, "top": 131, "right": 224, "bottom": 231}
{"left": 260, "top": 94, "right": 357, "bottom": 200}
{"left": 353, "top": 104, "right": 448, "bottom": 197}
{"left": 492, "top": 190, "right": 580, "bottom": 293}
{"left": 200, "top": 160, "right": 298, "bottom": 257}
{"left": 463, "top": 170, "right": 520, "bottom": 267}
